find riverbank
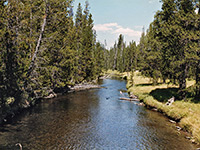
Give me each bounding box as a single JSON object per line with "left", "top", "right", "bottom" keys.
{"left": 125, "top": 71, "right": 200, "bottom": 145}
{"left": 1, "top": 78, "right": 196, "bottom": 149}
{"left": 0, "top": 82, "right": 101, "bottom": 126}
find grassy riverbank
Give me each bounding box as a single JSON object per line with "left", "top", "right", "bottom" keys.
{"left": 103, "top": 70, "right": 127, "bottom": 79}
{"left": 125, "top": 72, "right": 200, "bottom": 144}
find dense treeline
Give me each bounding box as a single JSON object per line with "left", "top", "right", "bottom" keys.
{"left": 0, "top": 0, "right": 105, "bottom": 120}
{"left": 106, "top": 0, "right": 200, "bottom": 99}
{"left": 105, "top": 34, "right": 138, "bottom": 73}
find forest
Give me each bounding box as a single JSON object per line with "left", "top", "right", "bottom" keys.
{"left": 106, "top": 0, "right": 200, "bottom": 100}
{"left": 0, "top": 0, "right": 105, "bottom": 122}
{"left": 104, "top": 1, "right": 200, "bottom": 142}
{"left": 0, "top": 0, "right": 199, "bottom": 124}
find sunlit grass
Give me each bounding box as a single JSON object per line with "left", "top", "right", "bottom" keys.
{"left": 105, "top": 70, "right": 128, "bottom": 79}
{"left": 126, "top": 71, "right": 200, "bottom": 144}
{"left": 105, "top": 69, "right": 121, "bottom": 75}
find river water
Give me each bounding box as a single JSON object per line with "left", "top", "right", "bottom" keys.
{"left": 0, "top": 79, "right": 197, "bottom": 150}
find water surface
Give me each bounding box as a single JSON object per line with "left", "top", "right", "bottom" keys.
{"left": 0, "top": 79, "right": 196, "bottom": 149}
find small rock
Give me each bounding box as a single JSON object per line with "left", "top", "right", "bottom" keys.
{"left": 45, "top": 93, "right": 57, "bottom": 99}
{"left": 152, "top": 108, "right": 158, "bottom": 111}
{"left": 129, "top": 94, "right": 137, "bottom": 99}
{"left": 166, "top": 96, "right": 175, "bottom": 106}
{"left": 176, "top": 126, "right": 181, "bottom": 131}
{"left": 169, "top": 120, "right": 176, "bottom": 124}
{"left": 191, "top": 139, "right": 195, "bottom": 143}
{"left": 185, "top": 136, "right": 191, "bottom": 140}
{"left": 137, "top": 103, "right": 144, "bottom": 106}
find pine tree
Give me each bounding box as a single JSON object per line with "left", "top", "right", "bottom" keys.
{"left": 142, "top": 0, "right": 199, "bottom": 98}
{"left": 75, "top": 3, "right": 85, "bottom": 82}
{"left": 2, "top": 0, "right": 32, "bottom": 106}
{"left": 94, "top": 42, "right": 105, "bottom": 78}
{"left": 82, "top": 12, "right": 95, "bottom": 81}
{"left": 141, "top": 23, "right": 163, "bottom": 84}
{"left": 137, "top": 28, "right": 148, "bottom": 72}
{"left": 193, "top": 0, "right": 200, "bottom": 96}
{"left": 0, "top": 0, "right": 104, "bottom": 116}
{"left": 123, "top": 41, "right": 137, "bottom": 72}
{"left": 37, "top": 0, "right": 76, "bottom": 92}
{"left": 112, "top": 42, "right": 118, "bottom": 70}
{"left": 0, "top": 0, "right": 7, "bottom": 108}
{"left": 116, "top": 34, "right": 125, "bottom": 72}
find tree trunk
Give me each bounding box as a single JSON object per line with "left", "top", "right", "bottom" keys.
{"left": 178, "top": 63, "right": 188, "bottom": 99}
{"left": 196, "top": 61, "right": 200, "bottom": 96}
{"left": 24, "top": 1, "right": 48, "bottom": 89}
{"left": 113, "top": 47, "right": 117, "bottom": 70}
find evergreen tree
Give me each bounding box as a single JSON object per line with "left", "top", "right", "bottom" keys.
{"left": 137, "top": 28, "right": 148, "bottom": 72}
{"left": 116, "top": 34, "right": 125, "bottom": 72}
{"left": 82, "top": 11, "right": 95, "bottom": 81}
{"left": 123, "top": 41, "right": 137, "bottom": 72}
{"left": 0, "top": 0, "right": 7, "bottom": 107}
{"left": 149, "top": 0, "right": 198, "bottom": 97}
{"left": 94, "top": 42, "right": 105, "bottom": 78}
{"left": 193, "top": 0, "right": 200, "bottom": 96}
{"left": 112, "top": 42, "right": 118, "bottom": 70}
{"left": 38, "top": 0, "right": 75, "bottom": 92}
{"left": 0, "top": 0, "right": 104, "bottom": 114}
{"left": 141, "top": 24, "right": 162, "bottom": 84}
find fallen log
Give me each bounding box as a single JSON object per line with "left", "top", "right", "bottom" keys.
{"left": 119, "top": 97, "right": 140, "bottom": 102}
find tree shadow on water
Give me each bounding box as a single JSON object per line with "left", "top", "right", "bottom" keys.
{"left": 150, "top": 88, "right": 179, "bottom": 103}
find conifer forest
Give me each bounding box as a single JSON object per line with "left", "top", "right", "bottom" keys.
{"left": 107, "top": 0, "right": 200, "bottom": 99}
{"left": 0, "top": 0, "right": 105, "bottom": 121}
{"left": 0, "top": 0, "right": 200, "bottom": 128}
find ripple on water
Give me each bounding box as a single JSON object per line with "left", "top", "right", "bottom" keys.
{"left": 0, "top": 79, "right": 197, "bottom": 150}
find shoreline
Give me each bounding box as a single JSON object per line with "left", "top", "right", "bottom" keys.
{"left": 105, "top": 70, "right": 200, "bottom": 146}
{"left": 0, "top": 82, "right": 101, "bottom": 126}
{"left": 128, "top": 92, "right": 198, "bottom": 145}
{"left": 125, "top": 71, "right": 200, "bottom": 146}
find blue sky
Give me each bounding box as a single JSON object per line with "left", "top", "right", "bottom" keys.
{"left": 73, "top": 0, "right": 162, "bottom": 48}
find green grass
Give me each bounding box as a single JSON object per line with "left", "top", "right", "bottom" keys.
{"left": 104, "top": 70, "right": 128, "bottom": 79}
{"left": 126, "top": 72, "right": 200, "bottom": 144}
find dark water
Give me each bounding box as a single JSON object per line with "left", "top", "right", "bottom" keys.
{"left": 0, "top": 79, "right": 197, "bottom": 150}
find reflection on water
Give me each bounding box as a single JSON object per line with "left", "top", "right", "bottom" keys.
{"left": 0, "top": 79, "right": 196, "bottom": 150}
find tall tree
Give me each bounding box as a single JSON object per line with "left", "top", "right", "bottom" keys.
{"left": 0, "top": 0, "right": 105, "bottom": 118}
{"left": 116, "top": 34, "right": 125, "bottom": 72}
{"left": 0, "top": 0, "right": 7, "bottom": 108}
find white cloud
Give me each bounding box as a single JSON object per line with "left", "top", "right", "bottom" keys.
{"left": 103, "top": 23, "right": 121, "bottom": 28}
{"left": 94, "top": 22, "right": 142, "bottom": 37}
{"left": 113, "top": 27, "right": 141, "bottom": 37}
{"left": 94, "top": 24, "right": 113, "bottom": 32}
{"left": 94, "top": 23, "right": 121, "bottom": 32}
{"left": 94, "top": 22, "right": 142, "bottom": 48}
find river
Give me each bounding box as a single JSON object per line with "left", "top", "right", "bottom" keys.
{"left": 0, "top": 79, "right": 197, "bottom": 150}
